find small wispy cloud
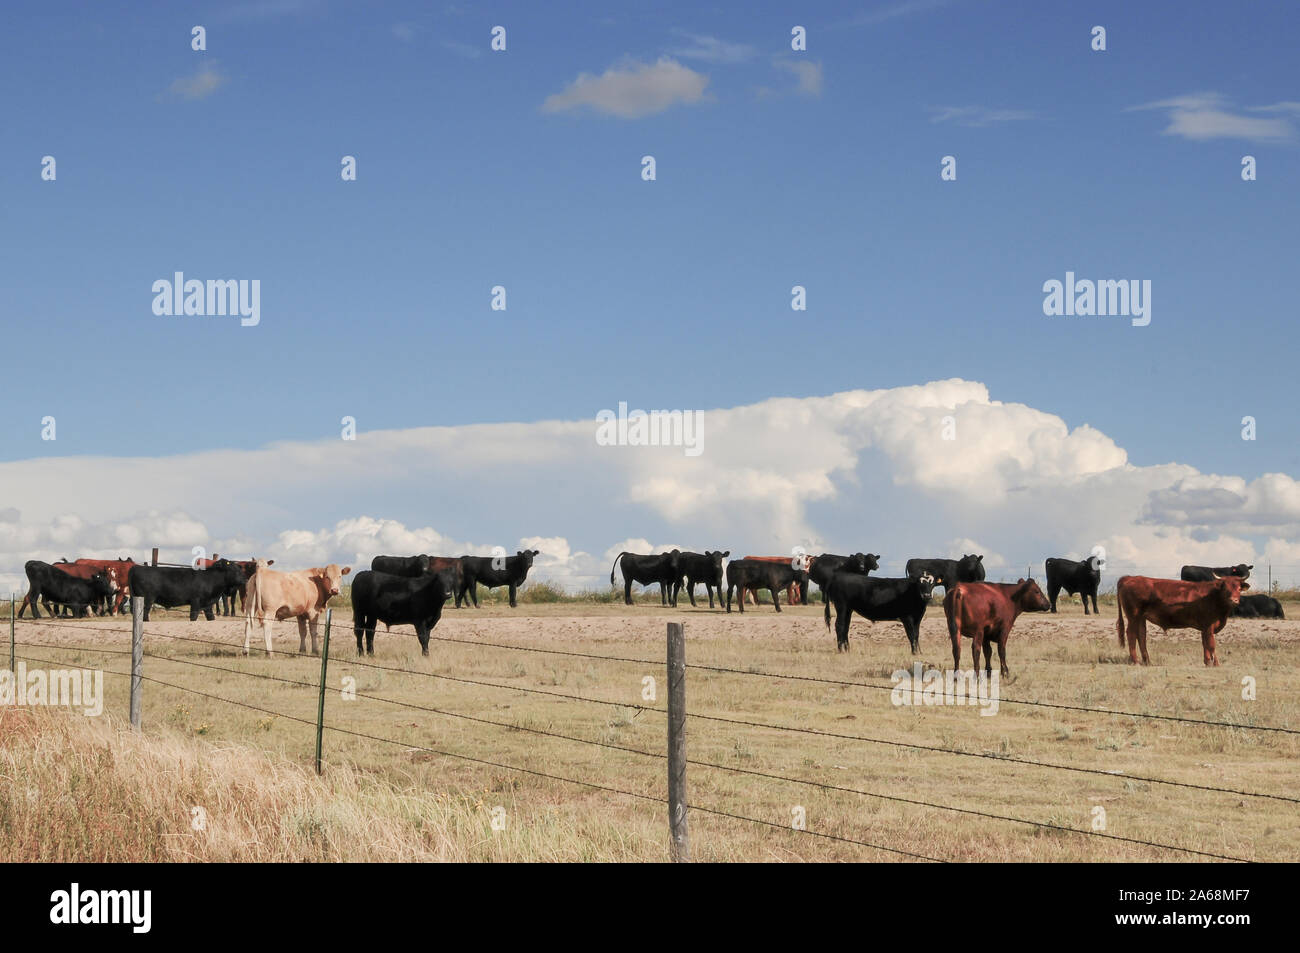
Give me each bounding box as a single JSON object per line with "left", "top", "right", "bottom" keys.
{"left": 164, "top": 61, "right": 228, "bottom": 101}
{"left": 928, "top": 105, "right": 1036, "bottom": 126}
{"left": 667, "top": 31, "right": 756, "bottom": 64}
{"left": 1129, "top": 92, "right": 1297, "bottom": 143}
{"left": 774, "top": 58, "right": 823, "bottom": 96}
{"left": 214, "top": 0, "right": 320, "bottom": 23}
{"left": 392, "top": 23, "right": 416, "bottom": 42}
{"left": 442, "top": 39, "right": 482, "bottom": 59}
{"left": 542, "top": 57, "right": 709, "bottom": 119}
{"left": 849, "top": 0, "right": 952, "bottom": 27}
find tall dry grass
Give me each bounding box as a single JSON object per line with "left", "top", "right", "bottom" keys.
{"left": 0, "top": 707, "right": 663, "bottom": 862}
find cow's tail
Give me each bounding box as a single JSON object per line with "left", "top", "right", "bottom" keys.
{"left": 946, "top": 586, "right": 962, "bottom": 643}
{"left": 1115, "top": 585, "right": 1125, "bottom": 646}
{"left": 823, "top": 597, "right": 831, "bottom": 631}
{"left": 244, "top": 570, "right": 262, "bottom": 621}
{"left": 609, "top": 553, "right": 627, "bottom": 586}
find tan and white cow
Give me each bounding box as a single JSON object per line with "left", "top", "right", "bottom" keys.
{"left": 242, "top": 559, "right": 351, "bottom": 656}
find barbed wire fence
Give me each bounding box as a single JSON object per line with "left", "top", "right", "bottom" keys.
{"left": 5, "top": 591, "right": 1296, "bottom": 862}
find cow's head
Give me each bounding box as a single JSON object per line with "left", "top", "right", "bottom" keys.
{"left": 915, "top": 572, "right": 937, "bottom": 600}
{"left": 864, "top": 553, "right": 881, "bottom": 573}
{"left": 517, "top": 549, "right": 540, "bottom": 571}
{"left": 317, "top": 564, "right": 352, "bottom": 596}
{"left": 1218, "top": 576, "right": 1248, "bottom": 603}
{"left": 706, "top": 550, "right": 729, "bottom": 579}
{"left": 211, "top": 558, "right": 247, "bottom": 583}
{"left": 90, "top": 571, "right": 117, "bottom": 596}
{"left": 954, "top": 554, "right": 985, "bottom": 583}
{"left": 1086, "top": 555, "right": 1103, "bottom": 575}
{"left": 1228, "top": 563, "right": 1253, "bottom": 578}
{"left": 1013, "top": 578, "right": 1052, "bottom": 612}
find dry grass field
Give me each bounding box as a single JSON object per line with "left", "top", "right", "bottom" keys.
{"left": 2, "top": 591, "right": 1297, "bottom": 862}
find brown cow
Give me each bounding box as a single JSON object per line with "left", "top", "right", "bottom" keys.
{"left": 1116, "top": 575, "right": 1246, "bottom": 667}
{"left": 242, "top": 560, "right": 351, "bottom": 656}
{"left": 740, "top": 555, "right": 809, "bottom": 606}
{"left": 73, "top": 558, "right": 136, "bottom": 614}
{"left": 944, "top": 579, "right": 1050, "bottom": 676}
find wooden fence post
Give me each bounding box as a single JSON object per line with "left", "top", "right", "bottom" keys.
{"left": 150, "top": 548, "right": 159, "bottom": 567}
{"left": 667, "top": 621, "right": 689, "bottom": 862}
{"left": 130, "top": 595, "right": 143, "bottom": 730}
{"left": 316, "top": 608, "right": 331, "bottom": 775}
{"left": 8, "top": 594, "right": 14, "bottom": 673}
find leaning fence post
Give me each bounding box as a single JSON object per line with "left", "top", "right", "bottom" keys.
{"left": 130, "top": 595, "right": 143, "bottom": 730}
{"left": 316, "top": 608, "right": 332, "bottom": 775}
{"left": 667, "top": 621, "right": 689, "bottom": 862}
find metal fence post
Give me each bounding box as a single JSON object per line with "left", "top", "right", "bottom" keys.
{"left": 316, "top": 608, "right": 331, "bottom": 775}
{"left": 667, "top": 621, "right": 689, "bottom": 862}
{"left": 130, "top": 595, "right": 143, "bottom": 730}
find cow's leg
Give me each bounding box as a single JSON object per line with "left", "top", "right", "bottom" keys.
{"left": 835, "top": 607, "right": 851, "bottom": 651}
{"left": 906, "top": 618, "right": 921, "bottom": 655}
{"left": 1134, "top": 619, "right": 1149, "bottom": 665}
{"left": 1201, "top": 626, "right": 1219, "bottom": 667}
{"left": 201, "top": 600, "right": 215, "bottom": 622}
{"left": 141, "top": 598, "right": 153, "bottom": 622}
{"left": 263, "top": 618, "right": 274, "bottom": 657}
{"left": 354, "top": 619, "right": 365, "bottom": 655}
{"left": 416, "top": 623, "right": 430, "bottom": 657}
{"left": 770, "top": 585, "right": 781, "bottom": 612}
{"left": 1047, "top": 583, "right": 1059, "bottom": 613}
{"left": 1090, "top": 593, "right": 1099, "bottom": 615}
{"left": 981, "top": 639, "right": 993, "bottom": 677}
{"left": 725, "top": 584, "right": 733, "bottom": 613}
{"left": 366, "top": 624, "right": 375, "bottom": 656}
{"left": 624, "top": 576, "right": 635, "bottom": 606}
{"left": 737, "top": 584, "right": 745, "bottom": 613}
{"left": 298, "top": 616, "right": 311, "bottom": 654}
{"left": 243, "top": 615, "right": 252, "bottom": 655}
{"left": 995, "top": 637, "right": 1008, "bottom": 677}
{"left": 950, "top": 628, "right": 961, "bottom": 670}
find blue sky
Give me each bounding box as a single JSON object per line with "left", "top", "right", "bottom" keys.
{"left": 1, "top": 1, "right": 1298, "bottom": 588}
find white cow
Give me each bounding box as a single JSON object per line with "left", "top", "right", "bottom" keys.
{"left": 243, "top": 559, "right": 351, "bottom": 656}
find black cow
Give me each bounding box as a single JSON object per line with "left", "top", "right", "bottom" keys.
{"left": 1232, "top": 594, "right": 1285, "bottom": 619}
{"left": 18, "top": 561, "right": 117, "bottom": 619}
{"left": 823, "top": 573, "right": 937, "bottom": 653}
{"left": 611, "top": 550, "right": 683, "bottom": 606}
{"left": 905, "top": 554, "right": 984, "bottom": 591}
{"left": 1181, "top": 564, "right": 1253, "bottom": 583}
{"left": 1044, "top": 555, "right": 1102, "bottom": 614}
{"left": 724, "top": 559, "right": 809, "bottom": 613}
{"left": 671, "top": 550, "right": 730, "bottom": 608}
{"left": 350, "top": 570, "right": 447, "bottom": 656}
{"left": 460, "top": 549, "right": 540, "bottom": 608}
{"left": 372, "top": 555, "right": 465, "bottom": 606}
{"left": 127, "top": 560, "right": 248, "bottom": 622}
{"left": 808, "top": 552, "right": 879, "bottom": 603}
{"left": 371, "top": 554, "right": 430, "bottom": 576}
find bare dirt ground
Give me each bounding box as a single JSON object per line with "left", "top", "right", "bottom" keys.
{"left": 8, "top": 598, "right": 1299, "bottom": 862}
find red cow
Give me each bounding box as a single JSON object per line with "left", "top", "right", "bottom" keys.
{"left": 740, "top": 555, "right": 810, "bottom": 606}
{"left": 72, "top": 558, "right": 137, "bottom": 614}
{"left": 1115, "top": 575, "right": 1246, "bottom": 667}
{"left": 944, "top": 579, "right": 1051, "bottom": 676}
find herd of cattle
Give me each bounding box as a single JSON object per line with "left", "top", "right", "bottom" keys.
{"left": 11, "top": 547, "right": 1287, "bottom": 669}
